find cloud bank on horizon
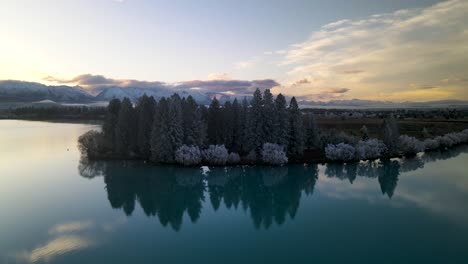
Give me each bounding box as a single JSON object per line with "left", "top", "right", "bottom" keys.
{"left": 271, "top": 0, "right": 468, "bottom": 101}
{"left": 1, "top": 0, "right": 466, "bottom": 102}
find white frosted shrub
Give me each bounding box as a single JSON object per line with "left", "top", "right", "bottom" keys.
{"left": 175, "top": 145, "right": 202, "bottom": 166}
{"left": 398, "top": 135, "right": 424, "bottom": 155}
{"left": 325, "top": 143, "right": 356, "bottom": 161}
{"left": 355, "top": 139, "right": 387, "bottom": 160}
{"left": 261, "top": 143, "right": 288, "bottom": 165}
{"left": 227, "top": 152, "right": 241, "bottom": 164}
{"left": 202, "top": 145, "right": 229, "bottom": 165}
{"left": 423, "top": 138, "right": 440, "bottom": 150}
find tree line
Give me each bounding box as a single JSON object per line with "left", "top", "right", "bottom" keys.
{"left": 78, "top": 88, "right": 468, "bottom": 165}
{"left": 80, "top": 88, "right": 320, "bottom": 165}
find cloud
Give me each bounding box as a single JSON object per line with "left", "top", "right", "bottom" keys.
{"left": 44, "top": 74, "right": 122, "bottom": 87}
{"left": 207, "top": 72, "right": 231, "bottom": 80}
{"left": 337, "top": 70, "right": 365, "bottom": 75}
{"left": 45, "top": 73, "right": 280, "bottom": 97}
{"left": 234, "top": 57, "right": 260, "bottom": 69}
{"left": 276, "top": 0, "right": 468, "bottom": 101}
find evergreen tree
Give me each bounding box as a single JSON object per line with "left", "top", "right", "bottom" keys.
{"left": 304, "top": 113, "right": 320, "bottom": 149}
{"left": 103, "top": 98, "right": 121, "bottom": 149}
{"left": 360, "top": 125, "right": 369, "bottom": 141}
{"left": 136, "top": 94, "right": 156, "bottom": 159}
{"left": 221, "top": 101, "right": 235, "bottom": 150}
{"left": 150, "top": 97, "right": 172, "bottom": 162}
{"left": 274, "top": 93, "right": 289, "bottom": 148}
{"left": 230, "top": 98, "right": 242, "bottom": 152}
{"left": 239, "top": 97, "right": 250, "bottom": 153}
{"left": 115, "top": 97, "right": 136, "bottom": 155}
{"left": 262, "top": 89, "right": 276, "bottom": 143}
{"left": 207, "top": 97, "right": 223, "bottom": 144}
{"left": 182, "top": 96, "right": 205, "bottom": 146}
{"left": 383, "top": 115, "right": 400, "bottom": 154}
{"left": 288, "top": 97, "right": 304, "bottom": 157}
{"left": 246, "top": 88, "right": 264, "bottom": 152}
{"left": 165, "top": 94, "right": 184, "bottom": 161}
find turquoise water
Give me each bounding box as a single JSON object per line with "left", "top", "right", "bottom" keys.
{"left": 1, "top": 120, "right": 468, "bottom": 263}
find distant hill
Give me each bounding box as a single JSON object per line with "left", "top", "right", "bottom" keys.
{"left": 0, "top": 80, "right": 94, "bottom": 103}
{"left": 1, "top": 80, "right": 468, "bottom": 109}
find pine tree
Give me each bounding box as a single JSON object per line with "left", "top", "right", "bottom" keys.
{"left": 115, "top": 97, "right": 136, "bottom": 156}
{"left": 165, "top": 94, "right": 184, "bottom": 161}
{"left": 239, "top": 97, "right": 250, "bottom": 154}
{"left": 136, "top": 94, "right": 156, "bottom": 159}
{"left": 383, "top": 115, "right": 400, "bottom": 154}
{"left": 182, "top": 95, "right": 205, "bottom": 146}
{"left": 246, "top": 88, "right": 264, "bottom": 152}
{"left": 274, "top": 93, "right": 289, "bottom": 148}
{"left": 360, "top": 125, "right": 369, "bottom": 141}
{"left": 103, "top": 98, "right": 121, "bottom": 150}
{"left": 304, "top": 113, "right": 320, "bottom": 149}
{"left": 288, "top": 97, "right": 304, "bottom": 157}
{"left": 221, "top": 101, "right": 235, "bottom": 150}
{"left": 207, "top": 97, "right": 223, "bottom": 144}
{"left": 230, "top": 98, "right": 242, "bottom": 152}
{"left": 150, "top": 97, "right": 172, "bottom": 162}
{"left": 262, "top": 89, "right": 276, "bottom": 143}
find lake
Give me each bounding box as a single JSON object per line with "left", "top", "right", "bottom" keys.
{"left": 1, "top": 120, "right": 468, "bottom": 264}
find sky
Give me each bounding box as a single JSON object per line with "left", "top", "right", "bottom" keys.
{"left": 0, "top": 0, "right": 467, "bottom": 102}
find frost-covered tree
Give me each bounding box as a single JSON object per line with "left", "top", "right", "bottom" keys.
{"left": 274, "top": 93, "right": 289, "bottom": 148}
{"left": 175, "top": 145, "right": 202, "bottom": 166}
{"left": 325, "top": 143, "right": 356, "bottom": 161}
{"left": 261, "top": 143, "right": 288, "bottom": 165}
{"left": 227, "top": 152, "right": 241, "bottom": 164}
{"left": 246, "top": 88, "right": 264, "bottom": 152}
{"left": 355, "top": 139, "right": 387, "bottom": 160}
{"left": 165, "top": 94, "right": 184, "bottom": 161}
{"left": 136, "top": 94, "right": 156, "bottom": 159}
{"left": 383, "top": 115, "right": 400, "bottom": 154}
{"left": 182, "top": 95, "right": 205, "bottom": 146}
{"left": 288, "top": 97, "right": 304, "bottom": 157}
{"left": 398, "top": 135, "right": 424, "bottom": 156}
{"left": 202, "top": 145, "right": 229, "bottom": 165}
{"left": 360, "top": 125, "right": 369, "bottom": 141}
{"left": 423, "top": 138, "right": 440, "bottom": 151}
{"left": 115, "top": 97, "right": 136, "bottom": 155}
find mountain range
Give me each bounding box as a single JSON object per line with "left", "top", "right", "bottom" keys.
{"left": 1, "top": 80, "right": 467, "bottom": 109}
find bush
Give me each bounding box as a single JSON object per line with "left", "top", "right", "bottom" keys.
{"left": 227, "top": 152, "right": 241, "bottom": 164}
{"left": 78, "top": 130, "right": 105, "bottom": 158}
{"left": 398, "top": 135, "right": 424, "bottom": 156}
{"left": 261, "top": 143, "right": 288, "bottom": 165}
{"left": 355, "top": 139, "right": 387, "bottom": 160}
{"left": 423, "top": 138, "right": 440, "bottom": 151}
{"left": 243, "top": 150, "right": 257, "bottom": 163}
{"left": 325, "top": 143, "right": 356, "bottom": 161}
{"left": 202, "top": 145, "right": 229, "bottom": 165}
{"left": 175, "top": 145, "right": 202, "bottom": 166}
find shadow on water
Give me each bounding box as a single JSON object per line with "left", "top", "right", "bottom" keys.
{"left": 78, "top": 145, "right": 468, "bottom": 230}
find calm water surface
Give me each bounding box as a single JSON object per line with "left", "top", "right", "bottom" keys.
{"left": 1, "top": 120, "right": 468, "bottom": 263}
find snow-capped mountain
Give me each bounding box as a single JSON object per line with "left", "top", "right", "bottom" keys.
{"left": 0, "top": 80, "right": 94, "bottom": 103}
{"left": 1, "top": 80, "right": 468, "bottom": 108}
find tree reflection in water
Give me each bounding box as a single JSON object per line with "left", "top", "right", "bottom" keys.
{"left": 78, "top": 145, "right": 468, "bottom": 230}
